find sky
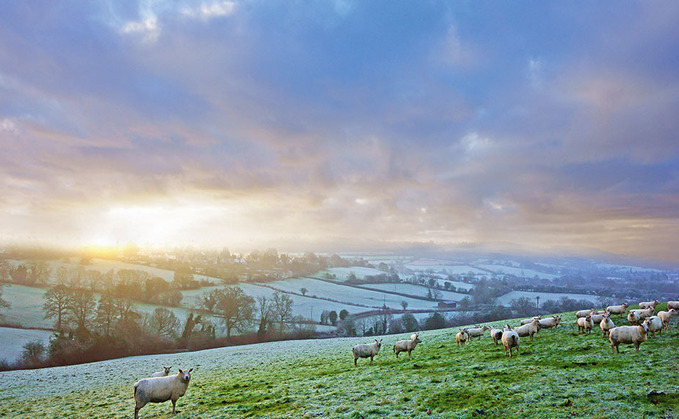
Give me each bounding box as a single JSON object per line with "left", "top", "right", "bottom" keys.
{"left": 1, "top": 1, "right": 679, "bottom": 262}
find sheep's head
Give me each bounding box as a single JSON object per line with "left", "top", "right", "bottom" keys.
{"left": 669, "top": 309, "right": 677, "bottom": 315}
{"left": 413, "top": 334, "right": 422, "bottom": 344}
{"left": 163, "top": 366, "right": 171, "bottom": 375}
{"left": 374, "top": 339, "right": 383, "bottom": 348}
{"left": 178, "top": 368, "right": 193, "bottom": 382}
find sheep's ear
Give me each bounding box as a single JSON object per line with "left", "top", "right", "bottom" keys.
{"left": 188, "top": 368, "right": 193, "bottom": 373}
{"left": 178, "top": 369, "right": 184, "bottom": 373}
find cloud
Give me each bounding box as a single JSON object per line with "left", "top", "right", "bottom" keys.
{"left": 181, "top": 1, "right": 236, "bottom": 21}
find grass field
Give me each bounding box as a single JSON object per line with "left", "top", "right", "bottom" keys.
{"left": 0, "top": 327, "right": 53, "bottom": 363}
{"left": 1, "top": 305, "right": 677, "bottom": 418}
{"left": 495, "top": 291, "right": 600, "bottom": 306}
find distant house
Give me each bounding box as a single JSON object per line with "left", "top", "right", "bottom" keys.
{"left": 438, "top": 300, "right": 457, "bottom": 309}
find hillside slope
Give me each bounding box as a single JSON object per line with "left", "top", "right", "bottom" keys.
{"left": 1, "top": 310, "right": 677, "bottom": 418}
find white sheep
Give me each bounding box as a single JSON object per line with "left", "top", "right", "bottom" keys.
{"left": 501, "top": 325, "right": 520, "bottom": 357}
{"left": 576, "top": 315, "right": 592, "bottom": 334}
{"left": 639, "top": 300, "right": 659, "bottom": 310}
{"left": 515, "top": 318, "right": 540, "bottom": 342}
{"left": 538, "top": 315, "right": 561, "bottom": 330}
{"left": 456, "top": 329, "right": 469, "bottom": 347}
{"left": 465, "top": 325, "right": 489, "bottom": 340}
{"left": 575, "top": 308, "right": 595, "bottom": 318}
{"left": 606, "top": 303, "right": 628, "bottom": 316}
{"left": 393, "top": 333, "right": 422, "bottom": 359}
{"left": 600, "top": 312, "right": 615, "bottom": 337}
{"left": 352, "top": 339, "right": 382, "bottom": 366}
{"left": 628, "top": 308, "right": 653, "bottom": 324}
{"left": 643, "top": 316, "right": 663, "bottom": 338}
{"left": 520, "top": 316, "right": 541, "bottom": 325}
{"left": 489, "top": 325, "right": 503, "bottom": 345}
{"left": 151, "top": 366, "right": 172, "bottom": 377}
{"left": 589, "top": 312, "right": 606, "bottom": 325}
{"left": 657, "top": 309, "right": 676, "bottom": 330}
{"left": 134, "top": 368, "right": 193, "bottom": 419}
{"left": 609, "top": 324, "right": 649, "bottom": 353}
{"left": 668, "top": 301, "right": 679, "bottom": 310}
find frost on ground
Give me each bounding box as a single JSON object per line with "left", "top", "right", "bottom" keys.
{"left": 0, "top": 336, "right": 360, "bottom": 400}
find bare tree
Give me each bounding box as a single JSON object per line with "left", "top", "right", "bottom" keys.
{"left": 67, "top": 288, "right": 96, "bottom": 337}
{"left": 95, "top": 294, "right": 118, "bottom": 336}
{"left": 148, "top": 307, "right": 179, "bottom": 337}
{"left": 26, "top": 261, "right": 51, "bottom": 286}
{"left": 205, "top": 287, "right": 255, "bottom": 338}
{"left": 271, "top": 291, "right": 293, "bottom": 334}
{"left": 43, "top": 284, "right": 71, "bottom": 331}
{"left": 256, "top": 295, "right": 272, "bottom": 340}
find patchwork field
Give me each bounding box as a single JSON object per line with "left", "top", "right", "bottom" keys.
{"left": 360, "top": 282, "right": 468, "bottom": 301}
{"left": 1, "top": 307, "right": 677, "bottom": 418}
{"left": 495, "top": 291, "right": 600, "bottom": 306}
{"left": 0, "top": 327, "right": 53, "bottom": 364}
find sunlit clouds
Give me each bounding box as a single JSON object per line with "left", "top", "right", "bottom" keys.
{"left": 1, "top": 1, "right": 679, "bottom": 261}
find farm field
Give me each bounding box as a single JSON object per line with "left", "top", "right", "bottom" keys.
{"left": 402, "top": 262, "right": 491, "bottom": 277}
{"left": 318, "top": 267, "right": 385, "bottom": 281}
{"left": 0, "top": 327, "right": 53, "bottom": 364}
{"left": 495, "top": 291, "right": 600, "bottom": 306}
{"left": 1, "top": 284, "right": 49, "bottom": 329}
{"left": 360, "top": 282, "right": 468, "bottom": 301}
{"left": 1, "top": 307, "right": 677, "bottom": 418}
{"left": 475, "top": 264, "right": 558, "bottom": 280}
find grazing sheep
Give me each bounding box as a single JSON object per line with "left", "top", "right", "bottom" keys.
{"left": 352, "top": 339, "right": 382, "bottom": 366}
{"left": 668, "top": 301, "right": 679, "bottom": 310}
{"left": 643, "top": 316, "right": 663, "bottom": 338}
{"left": 393, "top": 333, "right": 422, "bottom": 359}
{"left": 520, "top": 316, "right": 541, "bottom": 325}
{"left": 589, "top": 312, "right": 606, "bottom": 325}
{"left": 134, "top": 368, "right": 193, "bottom": 419}
{"left": 577, "top": 315, "right": 593, "bottom": 334}
{"left": 606, "top": 303, "right": 628, "bottom": 316}
{"left": 600, "top": 312, "right": 615, "bottom": 337}
{"left": 576, "top": 309, "right": 594, "bottom": 318}
{"left": 456, "top": 329, "right": 469, "bottom": 347}
{"left": 657, "top": 309, "right": 676, "bottom": 330}
{"left": 609, "top": 324, "right": 649, "bottom": 353}
{"left": 501, "top": 325, "right": 520, "bottom": 357}
{"left": 538, "top": 315, "right": 561, "bottom": 330}
{"left": 465, "top": 325, "right": 489, "bottom": 340}
{"left": 628, "top": 308, "right": 653, "bottom": 324}
{"left": 639, "top": 300, "right": 660, "bottom": 310}
{"left": 151, "top": 366, "right": 172, "bottom": 377}
{"left": 515, "top": 318, "right": 541, "bottom": 342}
{"left": 489, "top": 325, "right": 503, "bottom": 345}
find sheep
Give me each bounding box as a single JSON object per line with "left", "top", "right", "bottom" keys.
{"left": 606, "top": 303, "right": 628, "bottom": 316}
{"left": 456, "top": 329, "right": 469, "bottom": 347}
{"left": 589, "top": 312, "right": 606, "bottom": 325}
{"left": 489, "top": 325, "right": 503, "bottom": 345}
{"left": 520, "top": 316, "right": 541, "bottom": 325}
{"left": 151, "top": 366, "right": 172, "bottom": 377}
{"left": 465, "top": 325, "right": 489, "bottom": 340}
{"left": 639, "top": 300, "right": 659, "bottom": 310}
{"left": 643, "top": 316, "right": 663, "bottom": 338}
{"left": 668, "top": 301, "right": 679, "bottom": 310}
{"left": 393, "top": 333, "right": 422, "bottom": 359}
{"left": 515, "top": 318, "right": 541, "bottom": 342}
{"left": 538, "top": 315, "right": 561, "bottom": 330}
{"left": 576, "top": 309, "right": 594, "bottom": 318}
{"left": 134, "top": 368, "right": 193, "bottom": 419}
{"left": 577, "top": 315, "right": 593, "bottom": 334}
{"left": 657, "top": 309, "right": 676, "bottom": 330}
{"left": 628, "top": 308, "right": 653, "bottom": 324}
{"left": 600, "top": 312, "right": 615, "bottom": 337}
{"left": 609, "top": 323, "right": 649, "bottom": 353}
{"left": 352, "top": 339, "right": 382, "bottom": 366}
{"left": 501, "top": 325, "right": 520, "bottom": 357}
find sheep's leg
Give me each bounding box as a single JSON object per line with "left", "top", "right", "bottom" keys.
{"left": 134, "top": 407, "right": 140, "bottom": 419}
{"left": 172, "top": 399, "right": 177, "bottom": 414}
{"left": 354, "top": 357, "right": 357, "bottom": 366}
{"left": 369, "top": 355, "right": 373, "bottom": 364}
